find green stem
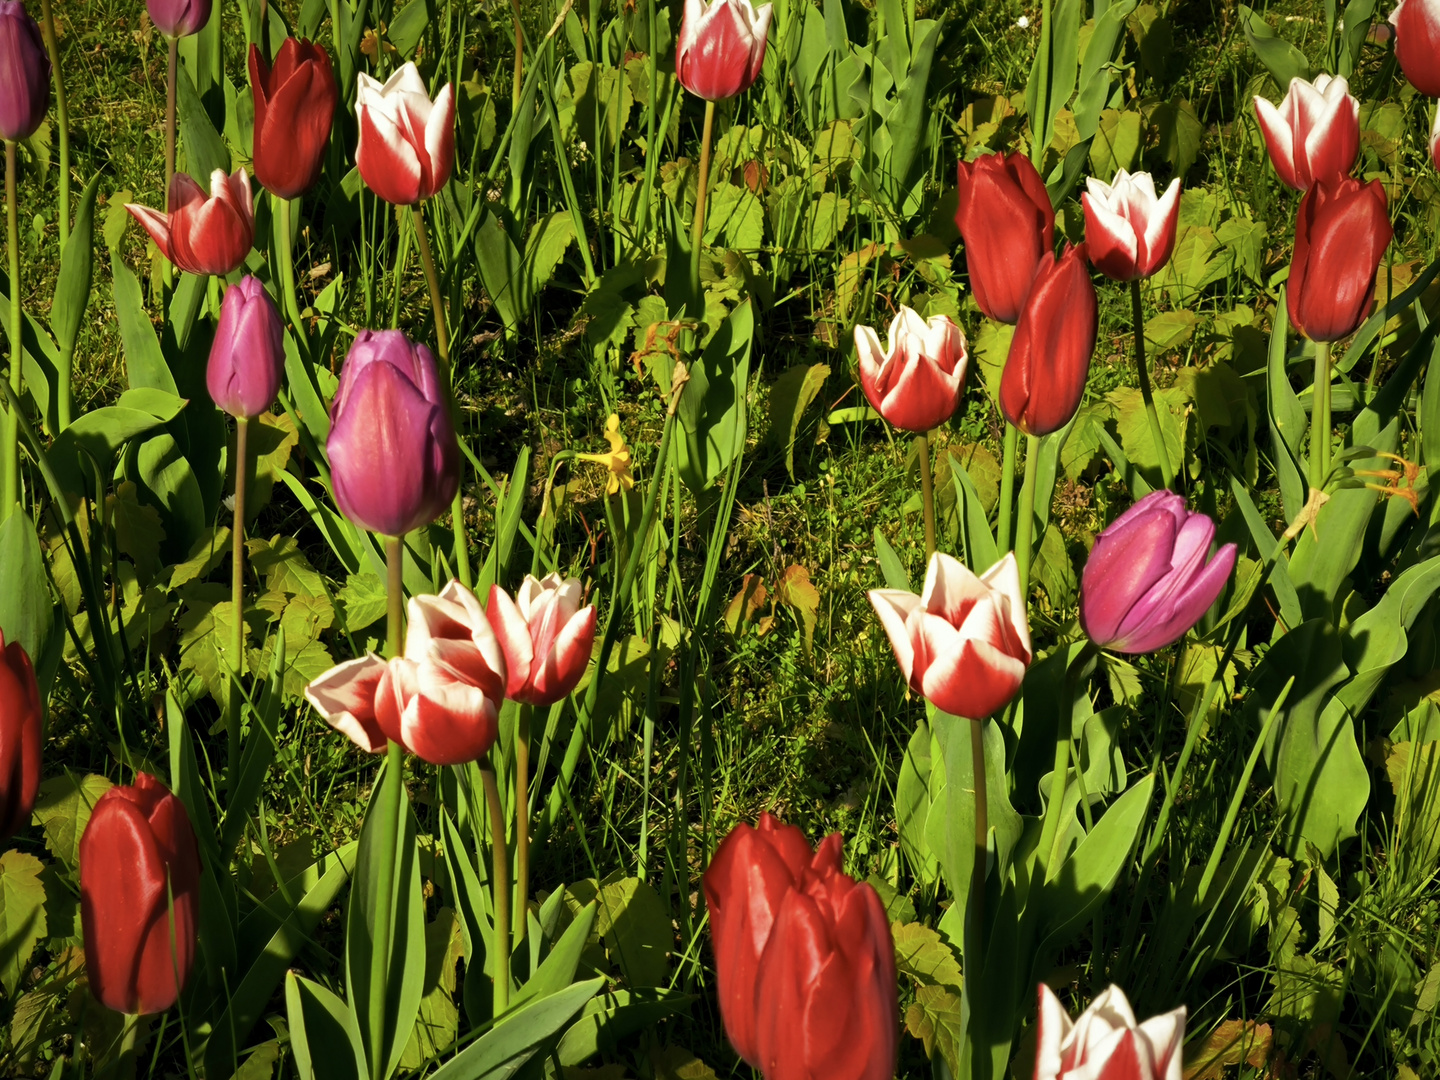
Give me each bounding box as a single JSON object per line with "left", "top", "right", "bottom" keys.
{"left": 509, "top": 0, "right": 524, "bottom": 109}
{"left": 1014, "top": 432, "right": 1041, "bottom": 594}
{"left": 1035, "top": 643, "right": 1094, "bottom": 881}
{"left": 39, "top": 0, "right": 70, "bottom": 250}
{"left": 3, "top": 141, "right": 19, "bottom": 520}
{"left": 996, "top": 423, "right": 1018, "bottom": 553}
{"left": 1132, "top": 278, "right": 1173, "bottom": 491}
{"left": 513, "top": 702, "right": 531, "bottom": 952}
{"left": 275, "top": 194, "right": 306, "bottom": 343}
{"left": 165, "top": 37, "right": 178, "bottom": 200}
{"left": 1309, "top": 339, "right": 1333, "bottom": 490}
{"left": 969, "top": 717, "right": 987, "bottom": 942}
{"left": 688, "top": 100, "right": 716, "bottom": 308}
{"left": 229, "top": 416, "right": 250, "bottom": 773}
{"left": 386, "top": 535, "right": 404, "bottom": 658}
{"left": 917, "top": 432, "right": 936, "bottom": 558}
{"left": 481, "top": 761, "right": 511, "bottom": 1017}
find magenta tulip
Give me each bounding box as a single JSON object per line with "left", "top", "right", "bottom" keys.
{"left": 486, "top": 574, "right": 597, "bottom": 707}
{"left": 1082, "top": 170, "right": 1181, "bottom": 282}
{"left": 675, "top": 0, "right": 773, "bottom": 102}
{"left": 1390, "top": 0, "right": 1440, "bottom": 96}
{"left": 126, "top": 168, "right": 255, "bottom": 277}
{"left": 207, "top": 276, "right": 284, "bottom": 419}
{"left": 0, "top": 630, "right": 41, "bottom": 842}
{"left": 1253, "top": 75, "right": 1359, "bottom": 192}
{"left": 147, "top": 0, "right": 210, "bottom": 36}
{"left": 954, "top": 152, "right": 1055, "bottom": 324}
{"left": 1287, "top": 176, "right": 1392, "bottom": 343}
{"left": 1034, "top": 984, "right": 1186, "bottom": 1080}
{"left": 854, "top": 306, "right": 968, "bottom": 433}
{"left": 0, "top": 2, "right": 49, "bottom": 142}
{"left": 355, "top": 63, "right": 455, "bottom": 206}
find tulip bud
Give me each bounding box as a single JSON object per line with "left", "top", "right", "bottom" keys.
{"left": 1253, "top": 75, "right": 1359, "bottom": 192}
{"left": 1034, "top": 983, "right": 1186, "bottom": 1080}
{"left": 147, "top": 0, "right": 210, "bottom": 37}
{"left": 355, "top": 63, "right": 455, "bottom": 206}
{"left": 954, "top": 153, "right": 1055, "bottom": 324}
{"left": 868, "top": 551, "right": 1031, "bottom": 720}
{"left": 1390, "top": 0, "right": 1440, "bottom": 96}
{"left": 1287, "top": 176, "right": 1391, "bottom": 343}
{"left": 0, "top": 2, "right": 49, "bottom": 143}
{"left": 854, "top": 306, "right": 968, "bottom": 433}
{"left": 999, "top": 244, "right": 1097, "bottom": 436}
{"left": 207, "top": 276, "right": 284, "bottom": 419}
{"left": 1082, "top": 170, "right": 1182, "bottom": 282}
{"left": 0, "top": 630, "right": 41, "bottom": 842}
{"left": 126, "top": 168, "right": 256, "bottom": 278}
{"left": 675, "top": 0, "right": 774, "bottom": 102}
{"left": 249, "top": 39, "right": 338, "bottom": 199}
{"left": 1080, "top": 491, "right": 1237, "bottom": 654}
{"left": 79, "top": 774, "right": 201, "bottom": 1015}
{"left": 486, "top": 575, "right": 597, "bottom": 707}
{"left": 327, "top": 330, "right": 459, "bottom": 537}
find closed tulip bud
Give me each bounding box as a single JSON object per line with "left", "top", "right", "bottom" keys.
{"left": 676, "top": 0, "right": 773, "bottom": 102}
{"left": 0, "top": 630, "right": 41, "bottom": 842}
{"left": 854, "top": 306, "right": 968, "bottom": 433}
{"left": 249, "top": 39, "right": 338, "bottom": 199}
{"left": 0, "top": 3, "right": 49, "bottom": 143}
{"left": 126, "top": 168, "right": 255, "bottom": 277}
{"left": 79, "top": 774, "right": 201, "bottom": 1015}
{"left": 1390, "top": 0, "right": 1440, "bottom": 96}
{"left": 1080, "top": 491, "right": 1237, "bottom": 654}
{"left": 1082, "top": 170, "right": 1182, "bottom": 282}
{"left": 327, "top": 330, "right": 459, "bottom": 537}
{"left": 207, "top": 276, "right": 284, "bottom": 419}
{"left": 954, "top": 153, "right": 1055, "bottom": 324}
{"left": 1287, "top": 176, "right": 1391, "bottom": 343}
{"left": 1035, "top": 984, "right": 1185, "bottom": 1080}
{"left": 355, "top": 63, "right": 455, "bottom": 206}
{"left": 999, "top": 244, "right": 1097, "bottom": 436}
{"left": 1253, "top": 75, "right": 1359, "bottom": 192}
{"left": 868, "top": 551, "right": 1031, "bottom": 720}
{"left": 147, "top": 0, "right": 210, "bottom": 37}
{"left": 486, "top": 574, "right": 597, "bottom": 706}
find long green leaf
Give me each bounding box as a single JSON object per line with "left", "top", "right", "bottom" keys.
{"left": 428, "top": 977, "right": 603, "bottom": 1080}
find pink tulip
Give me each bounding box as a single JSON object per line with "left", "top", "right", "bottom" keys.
{"left": 355, "top": 63, "right": 455, "bottom": 206}
{"left": 486, "top": 574, "right": 597, "bottom": 707}
{"left": 1034, "top": 984, "right": 1185, "bottom": 1080}
{"left": 1081, "top": 170, "right": 1181, "bottom": 282}
{"left": 126, "top": 168, "right": 255, "bottom": 277}
{"left": 1432, "top": 108, "right": 1440, "bottom": 171}
{"left": 676, "top": 0, "right": 773, "bottom": 102}
{"left": 207, "top": 275, "right": 284, "bottom": 419}
{"left": 854, "top": 306, "right": 968, "bottom": 433}
{"left": 1390, "top": 0, "right": 1440, "bottom": 95}
{"left": 868, "top": 551, "right": 1031, "bottom": 720}
{"left": 0, "top": 2, "right": 50, "bottom": 143}
{"left": 1253, "top": 75, "right": 1359, "bottom": 192}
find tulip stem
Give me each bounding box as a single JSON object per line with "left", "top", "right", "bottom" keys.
{"left": 916, "top": 433, "right": 936, "bottom": 558}
{"left": 1035, "top": 642, "right": 1095, "bottom": 882}
{"left": 2, "top": 141, "right": 19, "bottom": 520}
{"left": 996, "top": 423, "right": 1017, "bottom": 552}
{"left": 969, "top": 717, "right": 987, "bottom": 943}
{"left": 1014, "top": 433, "right": 1040, "bottom": 595}
{"left": 229, "top": 416, "right": 250, "bottom": 774}
{"left": 513, "top": 702, "right": 532, "bottom": 953}
{"left": 688, "top": 100, "right": 717, "bottom": 310}
{"left": 275, "top": 194, "right": 306, "bottom": 346}
{"left": 39, "top": 0, "right": 70, "bottom": 250}
{"left": 1131, "top": 279, "right": 1174, "bottom": 491}
{"left": 480, "top": 760, "right": 511, "bottom": 1018}
{"left": 386, "top": 535, "right": 404, "bottom": 659}
{"left": 1309, "top": 339, "right": 1332, "bottom": 490}
{"left": 165, "top": 36, "right": 177, "bottom": 202}
{"left": 509, "top": 0, "right": 524, "bottom": 111}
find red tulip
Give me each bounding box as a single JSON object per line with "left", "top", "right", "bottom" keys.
{"left": 999, "top": 243, "right": 1097, "bottom": 436}
{"left": 79, "top": 774, "right": 201, "bottom": 1015}
{"left": 355, "top": 62, "right": 455, "bottom": 206}
{"left": 1287, "top": 176, "right": 1392, "bottom": 343}
{"left": 0, "top": 630, "right": 41, "bottom": 842}
{"left": 1082, "top": 170, "right": 1181, "bottom": 282}
{"left": 675, "top": 0, "right": 773, "bottom": 102}
{"left": 1253, "top": 75, "right": 1359, "bottom": 192}
{"left": 1034, "top": 984, "right": 1185, "bottom": 1080}
{"left": 1390, "top": 0, "right": 1440, "bottom": 96}
{"left": 486, "top": 574, "right": 597, "bottom": 707}
{"left": 868, "top": 551, "right": 1031, "bottom": 720}
{"left": 854, "top": 306, "right": 968, "bottom": 433}
{"left": 954, "top": 153, "right": 1055, "bottom": 324}
{"left": 248, "top": 39, "right": 338, "bottom": 199}
{"left": 126, "top": 168, "right": 255, "bottom": 277}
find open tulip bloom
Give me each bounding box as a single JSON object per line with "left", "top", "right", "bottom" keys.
{"left": 855, "top": 306, "right": 968, "bottom": 433}
{"left": 1082, "top": 170, "right": 1181, "bottom": 282}
{"left": 1253, "top": 74, "right": 1359, "bottom": 192}
{"left": 676, "top": 0, "right": 774, "bottom": 102}
{"left": 355, "top": 62, "right": 455, "bottom": 206}
{"left": 486, "top": 574, "right": 597, "bottom": 707}
{"left": 1035, "top": 984, "right": 1185, "bottom": 1080}
{"left": 126, "top": 168, "right": 256, "bottom": 277}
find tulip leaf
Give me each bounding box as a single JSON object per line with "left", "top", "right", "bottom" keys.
{"left": 51, "top": 172, "right": 102, "bottom": 355}
{"left": 428, "top": 976, "right": 603, "bottom": 1080}
{"left": 767, "top": 362, "right": 830, "bottom": 480}
{"left": 398, "top": 909, "right": 465, "bottom": 1071}
{"left": 950, "top": 452, "right": 1001, "bottom": 576}
{"left": 555, "top": 986, "right": 693, "bottom": 1066}
{"left": 510, "top": 900, "right": 597, "bottom": 1012}
{"left": 0, "top": 850, "right": 47, "bottom": 998}
{"left": 287, "top": 972, "right": 366, "bottom": 1080}
{"left": 1072, "top": 0, "right": 1138, "bottom": 140}
{"left": 677, "top": 300, "right": 754, "bottom": 496}
{"left": 388, "top": 0, "right": 430, "bottom": 57}
{"left": 896, "top": 718, "right": 940, "bottom": 886}
{"left": 0, "top": 509, "right": 58, "bottom": 699}
{"left": 31, "top": 772, "right": 114, "bottom": 876}
{"left": 176, "top": 63, "right": 231, "bottom": 184}
{"left": 1238, "top": 5, "right": 1313, "bottom": 90}
{"left": 111, "top": 254, "right": 177, "bottom": 396}
{"left": 1024, "top": 0, "right": 1082, "bottom": 172}
{"left": 1265, "top": 295, "right": 1307, "bottom": 524}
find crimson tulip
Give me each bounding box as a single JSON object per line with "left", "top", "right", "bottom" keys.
{"left": 0, "top": 2, "right": 49, "bottom": 142}
{"left": 854, "top": 306, "right": 968, "bottom": 433}
{"left": 79, "top": 774, "right": 201, "bottom": 1015}
{"left": 1287, "top": 176, "right": 1391, "bottom": 342}
{"left": 954, "top": 152, "right": 1055, "bottom": 324}
{"left": 248, "top": 39, "right": 338, "bottom": 199}
{"left": 0, "top": 630, "right": 41, "bottom": 842}
{"left": 126, "top": 168, "right": 255, "bottom": 277}
{"left": 486, "top": 574, "right": 597, "bottom": 707}
{"left": 355, "top": 63, "right": 455, "bottom": 206}
{"left": 675, "top": 0, "right": 773, "bottom": 102}
{"left": 1253, "top": 75, "right": 1359, "bottom": 192}
{"left": 868, "top": 551, "right": 1031, "bottom": 720}
{"left": 207, "top": 275, "right": 284, "bottom": 419}
{"left": 998, "top": 243, "right": 1097, "bottom": 436}
{"left": 146, "top": 0, "right": 209, "bottom": 37}
{"left": 1390, "top": 0, "right": 1440, "bottom": 96}
{"left": 1034, "top": 984, "right": 1185, "bottom": 1080}
{"left": 1082, "top": 170, "right": 1181, "bottom": 282}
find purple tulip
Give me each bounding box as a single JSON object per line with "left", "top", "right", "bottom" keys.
{"left": 147, "top": 0, "right": 210, "bottom": 38}
{"left": 0, "top": 2, "right": 49, "bottom": 143}
{"left": 207, "top": 276, "right": 284, "bottom": 419}
{"left": 327, "top": 330, "right": 458, "bottom": 537}
{"left": 1079, "top": 491, "right": 1237, "bottom": 654}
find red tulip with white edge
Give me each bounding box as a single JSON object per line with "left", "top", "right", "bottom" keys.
{"left": 355, "top": 62, "right": 456, "bottom": 206}
{"left": 868, "top": 551, "right": 1031, "bottom": 721}
{"left": 486, "top": 574, "right": 597, "bottom": 707}
{"left": 1390, "top": 0, "right": 1440, "bottom": 95}
{"left": 1253, "top": 74, "right": 1359, "bottom": 192}
{"left": 854, "top": 306, "right": 968, "bottom": 433}
{"left": 126, "top": 168, "right": 255, "bottom": 277}
{"left": 304, "top": 654, "right": 389, "bottom": 753}
{"left": 1081, "top": 170, "right": 1182, "bottom": 282}
{"left": 1034, "top": 983, "right": 1185, "bottom": 1080}
{"left": 676, "top": 0, "right": 773, "bottom": 102}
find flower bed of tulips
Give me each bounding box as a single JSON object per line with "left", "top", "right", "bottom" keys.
{"left": 1, "top": 0, "right": 1439, "bottom": 1076}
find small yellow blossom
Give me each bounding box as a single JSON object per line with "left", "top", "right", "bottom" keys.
{"left": 577, "top": 414, "right": 635, "bottom": 495}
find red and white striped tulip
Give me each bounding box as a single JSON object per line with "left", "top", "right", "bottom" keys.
{"left": 1253, "top": 75, "right": 1359, "bottom": 192}
{"left": 126, "top": 168, "right": 255, "bottom": 277}
{"left": 1081, "top": 170, "right": 1182, "bottom": 282}
{"left": 1390, "top": 0, "right": 1440, "bottom": 95}
{"left": 675, "top": 0, "right": 773, "bottom": 102}
{"left": 1035, "top": 984, "right": 1185, "bottom": 1080}
{"left": 855, "top": 306, "right": 968, "bottom": 433}
{"left": 486, "top": 574, "right": 597, "bottom": 707}
{"left": 355, "top": 62, "right": 455, "bottom": 206}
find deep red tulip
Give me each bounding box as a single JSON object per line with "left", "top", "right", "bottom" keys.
{"left": 675, "top": 0, "right": 773, "bottom": 102}
{"left": 79, "top": 774, "right": 201, "bottom": 1016}
{"left": 954, "top": 153, "right": 1055, "bottom": 324}
{"left": 1287, "top": 176, "right": 1392, "bottom": 343}
{"left": 146, "top": 0, "right": 209, "bottom": 38}
{"left": 1253, "top": 75, "right": 1359, "bottom": 192}
{"left": 207, "top": 275, "right": 284, "bottom": 419}
{"left": 126, "top": 168, "right": 255, "bottom": 277}
{"left": 486, "top": 574, "right": 597, "bottom": 707}
{"left": 1034, "top": 984, "right": 1185, "bottom": 1080}
{"left": 355, "top": 63, "right": 455, "bottom": 206}
{"left": 0, "top": 2, "right": 49, "bottom": 142}
{"left": 1082, "top": 170, "right": 1181, "bottom": 282}
{"left": 248, "top": 39, "right": 338, "bottom": 199}
{"left": 0, "top": 630, "right": 41, "bottom": 842}
{"left": 854, "top": 306, "right": 968, "bottom": 433}
{"left": 999, "top": 243, "right": 1097, "bottom": 436}
{"left": 1390, "top": 0, "right": 1440, "bottom": 96}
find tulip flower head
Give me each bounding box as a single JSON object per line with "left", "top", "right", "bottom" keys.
{"left": 147, "top": 0, "right": 210, "bottom": 38}
{"left": 954, "top": 152, "right": 1055, "bottom": 324}
{"left": 1081, "top": 170, "right": 1182, "bottom": 282}
{"left": 1287, "top": 176, "right": 1392, "bottom": 343}
{"left": 868, "top": 551, "right": 1031, "bottom": 720}
{"left": 1431, "top": 107, "right": 1440, "bottom": 171}
{"left": 355, "top": 63, "right": 455, "bottom": 206}
{"left": 1080, "top": 491, "right": 1237, "bottom": 655}
{"left": 1034, "top": 983, "right": 1185, "bottom": 1080}
{"left": 1390, "top": 0, "right": 1440, "bottom": 96}
{"left": 1253, "top": 75, "right": 1359, "bottom": 192}
{"left": 249, "top": 39, "right": 338, "bottom": 199}
{"left": 675, "top": 0, "right": 773, "bottom": 102}
{"left": 0, "top": 2, "right": 49, "bottom": 143}
{"left": 126, "top": 168, "right": 256, "bottom": 277}
{"left": 487, "top": 574, "right": 597, "bottom": 707}
{"left": 0, "top": 630, "right": 41, "bottom": 842}
{"left": 207, "top": 276, "right": 284, "bottom": 419}
{"left": 854, "top": 306, "right": 968, "bottom": 433}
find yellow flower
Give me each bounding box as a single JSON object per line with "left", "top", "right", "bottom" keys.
{"left": 577, "top": 414, "right": 635, "bottom": 495}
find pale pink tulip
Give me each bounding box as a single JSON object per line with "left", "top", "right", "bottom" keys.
{"left": 1034, "top": 984, "right": 1185, "bottom": 1080}
{"left": 1253, "top": 74, "right": 1359, "bottom": 192}
{"left": 854, "top": 306, "right": 968, "bottom": 433}
{"left": 487, "top": 574, "right": 597, "bottom": 706}
{"left": 1081, "top": 170, "right": 1181, "bottom": 282}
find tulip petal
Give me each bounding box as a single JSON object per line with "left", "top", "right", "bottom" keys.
{"left": 422, "top": 82, "right": 456, "bottom": 197}
{"left": 524, "top": 603, "right": 596, "bottom": 706}
{"left": 358, "top": 96, "right": 423, "bottom": 205}
{"left": 920, "top": 632, "right": 1027, "bottom": 720}
{"left": 867, "top": 588, "right": 923, "bottom": 688}
{"left": 1082, "top": 191, "right": 1142, "bottom": 281}
{"left": 398, "top": 661, "right": 499, "bottom": 764}
{"left": 980, "top": 552, "right": 1031, "bottom": 659}
{"left": 1254, "top": 93, "right": 1300, "bottom": 189}
{"left": 305, "top": 654, "right": 389, "bottom": 753}
{"left": 1035, "top": 984, "right": 1074, "bottom": 1080}
{"left": 1111, "top": 542, "right": 1236, "bottom": 654}
{"left": 124, "top": 203, "right": 175, "bottom": 262}
{"left": 485, "top": 585, "right": 535, "bottom": 698}
{"left": 1079, "top": 502, "right": 1179, "bottom": 646}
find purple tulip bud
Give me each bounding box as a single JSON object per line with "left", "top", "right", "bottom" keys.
{"left": 0, "top": 2, "right": 50, "bottom": 143}
{"left": 146, "top": 0, "right": 210, "bottom": 38}
{"left": 206, "top": 276, "right": 284, "bottom": 419}
{"left": 327, "top": 330, "right": 459, "bottom": 537}
{"left": 1079, "top": 490, "right": 1238, "bottom": 654}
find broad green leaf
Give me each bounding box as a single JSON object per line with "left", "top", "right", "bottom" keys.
{"left": 511, "top": 900, "right": 597, "bottom": 1012}
{"left": 677, "top": 300, "right": 754, "bottom": 495}
{"left": 892, "top": 920, "right": 964, "bottom": 990}
{"left": 556, "top": 986, "right": 693, "bottom": 1066}
{"left": 896, "top": 719, "right": 939, "bottom": 885}
{"left": 1025, "top": 0, "right": 1082, "bottom": 169}
{"left": 873, "top": 528, "right": 912, "bottom": 591}
{"left": 523, "top": 212, "right": 575, "bottom": 303}
{"left": 337, "top": 574, "right": 387, "bottom": 633}
{"left": 287, "top": 972, "right": 365, "bottom": 1080}
{"left": 429, "top": 977, "right": 603, "bottom": 1080}
{"left": 111, "top": 254, "right": 176, "bottom": 395}
{"left": 31, "top": 773, "right": 113, "bottom": 874}
{"left": 767, "top": 363, "right": 830, "bottom": 479}
{"left": 1072, "top": 0, "right": 1139, "bottom": 139}
{"left": 169, "top": 527, "right": 231, "bottom": 591}
{"left": 950, "top": 453, "right": 1001, "bottom": 575}
{"left": 0, "top": 510, "right": 56, "bottom": 697}
{"left": 1239, "top": 5, "right": 1312, "bottom": 89}
{"left": 176, "top": 63, "right": 230, "bottom": 182}
{"left": 595, "top": 878, "right": 670, "bottom": 988}
{"left": 905, "top": 983, "right": 965, "bottom": 1075}
{"left": 1088, "top": 108, "right": 1142, "bottom": 179}
{"left": 1266, "top": 295, "right": 1307, "bottom": 523}
{"left": 399, "top": 909, "right": 465, "bottom": 1070}
{"left": 52, "top": 173, "right": 103, "bottom": 353}
{"left": 0, "top": 851, "right": 46, "bottom": 997}
{"left": 107, "top": 481, "right": 166, "bottom": 583}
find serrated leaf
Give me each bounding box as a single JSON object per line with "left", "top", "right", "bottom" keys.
{"left": 970, "top": 320, "right": 1013, "bottom": 408}
{"left": 32, "top": 773, "right": 113, "bottom": 874}
{"left": 651, "top": 1045, "right": 720, "bottom": 1080}
{"left": 1182, "top": 1019, "right": 1273, "bottom": 1080}
{"left": 107, "top": 481, "right": 166, "bottom": 584}
{"left": 1144, "top": 310, "right": 1199, "bottom": 353}
{"left": 891, "top": 920, "right": 963, "bottom": 990}
{"left": 524, "top": 212, "right": 576, "bottom": 301}
{"left": 722, "top": 574, "right": 767, "bottom": 635}
{"left": 775, "top": 564, "right": 820, "bottom": 657}
{"left": 0, "top": 850, "right": 47, "bottom": 996}
{"left": 248, "top": 535, "right": 326, "bottom": 597}
{"left": 768, "top": 363, "right": 830, "bottom": 478}
{"left": 169, "top": 527, "right": 232, "bottom": 591}
{"left": 904, "top": 983, "right": 964, "bottom": 1071}
{"left": 337, "top": 573, "right": 387, "bottom": 633}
